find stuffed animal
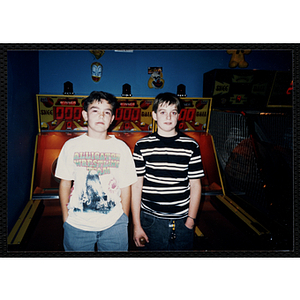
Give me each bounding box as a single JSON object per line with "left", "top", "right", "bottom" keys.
{"left": 227, "top": 50, "right": 251, "bottom": 68}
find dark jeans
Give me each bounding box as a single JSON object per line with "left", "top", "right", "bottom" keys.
{"left": 140, "top": 210, "right": 194, "bottom": 251}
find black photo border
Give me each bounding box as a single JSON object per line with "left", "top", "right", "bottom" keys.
{"left": 1, "top": 43, "right": 299, "bottom": 258}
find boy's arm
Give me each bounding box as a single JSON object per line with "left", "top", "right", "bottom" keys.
{"left": 131, "top": 176, "right": 149, "bottom": 247}
{"left": 185, "top": 178, "right": 202, "bottom": 229}
{"left": 59, "top": 179, "right": 72, "bottom": 223}
{"left": 120, "top": 186, "right": 131, "bottom": 217}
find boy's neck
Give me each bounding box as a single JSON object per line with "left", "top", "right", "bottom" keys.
{"left": 87, "top": 131, "right": 111, "bottom": 140}
{"left": 157, "top": 128, "right": 178, "bottom": 137}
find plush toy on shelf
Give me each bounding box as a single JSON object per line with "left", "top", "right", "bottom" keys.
{"left": 227, "top": 50, "right": 251, "bottom": 68}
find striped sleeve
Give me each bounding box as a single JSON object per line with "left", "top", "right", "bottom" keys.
{"left": 133, "top": 141, "right": 146, "bottom": 176}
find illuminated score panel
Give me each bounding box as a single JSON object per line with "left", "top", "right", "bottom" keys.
{"left": 112, "top": 98, "right": 153, "bottom": 132}
{"left": 37, "top": 95, "right": 87, "bottom": 131}
{"left": 180, "top": 98, "right": 211, "bottom": 131}
{"left": 37, "top": 95, "right": 211, "bottom": 133}
{"left": 37, "top": 95, "right": 155, "bottom": 132}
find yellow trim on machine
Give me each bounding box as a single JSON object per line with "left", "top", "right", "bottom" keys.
{"left": 8, "top": 200, "right": 41, "bottom": 245}
{"left": 216, "top": 194, "right": 270, "bottom": 236}
{"left": 195, "top": 226, "right": 204, "bottom": 237}
{"left": 29, "top": 134, "right": 39, "bottom": 200}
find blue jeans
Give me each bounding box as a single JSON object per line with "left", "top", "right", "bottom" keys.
{"left": 140, "top": 210, "right": 194, "bottom": 251}
{"left": 63, "top": 213, "right": 129, "bottom": 252}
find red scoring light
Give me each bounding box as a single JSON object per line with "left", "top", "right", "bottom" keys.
{"left": 73, "top": 107, "right": 82, "bottom": 119}
{"left": 237, "top": 95, "right": 242, "bottom": 102}
{"left": 64, "top": 107, "right": 73, "bottom": 120}
{"left": 179, "top": 109, "right": 187, "bottom": 121}
{"left": 115, "top": 108, "right": 140, "bottom": 122}
{"left": 178, "top": 109, "right": 196, "bottom": 122}
{"left": 55, "top": 107, "right": 64, "bottom": 120}
{"left": 54, "top": 107, "right": 83, "bottom": 120}
{"left": 131, "top": 109, "right": 140, "bottom": 121}
{"left": 123, "top": 108, "right": 131, "bottom": 121}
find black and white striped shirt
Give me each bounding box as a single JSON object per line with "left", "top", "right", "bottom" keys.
{"left": 133, "top": 132, "right": 204, "bottom": 219}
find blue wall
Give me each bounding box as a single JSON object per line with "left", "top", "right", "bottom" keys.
{"left": 39, "top": 50, "right": 292, "bottom": 97}
{"left": 7, "top": 51, "right": 39, "bottom": 233}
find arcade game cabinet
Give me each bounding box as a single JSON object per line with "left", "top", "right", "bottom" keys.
{"left": 8, "top": 94, "right": 225, "bottom": 248}
{"left": 204, "top": 69, "right": 292, "bottom": 247}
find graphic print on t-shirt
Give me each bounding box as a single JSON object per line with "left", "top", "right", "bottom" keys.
{"left": 79, "top": 170, "right": 116, "bottom": 213}
{"left": 73, "top": 151, "right": 121, "bottom": 214}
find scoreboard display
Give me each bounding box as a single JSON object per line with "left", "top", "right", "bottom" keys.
{"left": 203, "top": 69, "right": 278, "bottom": 110}
{"left": 37, "top": 95, "right": 155, "bottom": 132}
{"left": 37, "top": 95, "right": 212, "bottom": 133}
{"left": 37, "top": 95, "right": 86, "bottom": 131}
{"left": 113, "top": 98, "right": 153, "bottom": 131}
{"left": 179, "top": 98, "right": 211, "bottom": 132}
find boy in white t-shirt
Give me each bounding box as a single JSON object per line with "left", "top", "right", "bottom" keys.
{"left": 55, "top": 91, "right": 137, "bottom": 251}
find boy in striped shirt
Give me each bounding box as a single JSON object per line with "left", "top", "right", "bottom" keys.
{"left": 132, "top": 93, "right": 204, "bottom": 250}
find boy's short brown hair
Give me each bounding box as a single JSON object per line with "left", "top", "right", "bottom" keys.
{"left": 83, "top": 91, "right": 119, "bottom": 115}
{"left": 152, "top": 92, "right": 182, "bottom": 113}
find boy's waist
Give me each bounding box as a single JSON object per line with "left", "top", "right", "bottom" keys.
{"left": 141, "top": 207, "right": 188, "bottom": 220}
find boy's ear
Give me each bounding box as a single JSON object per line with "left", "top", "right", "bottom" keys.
{"left": 110, "top": 114, "right": 115, "bottom": 125}
{"left": 82, "top": 110, "right": 88, "bottom": 121}
{"left": 152, "top": 111, "right": 157, "bottom": 121}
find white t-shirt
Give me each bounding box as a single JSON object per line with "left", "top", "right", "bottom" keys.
{"left": 55, "top": 134, "right": 137, "bottom": 231}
